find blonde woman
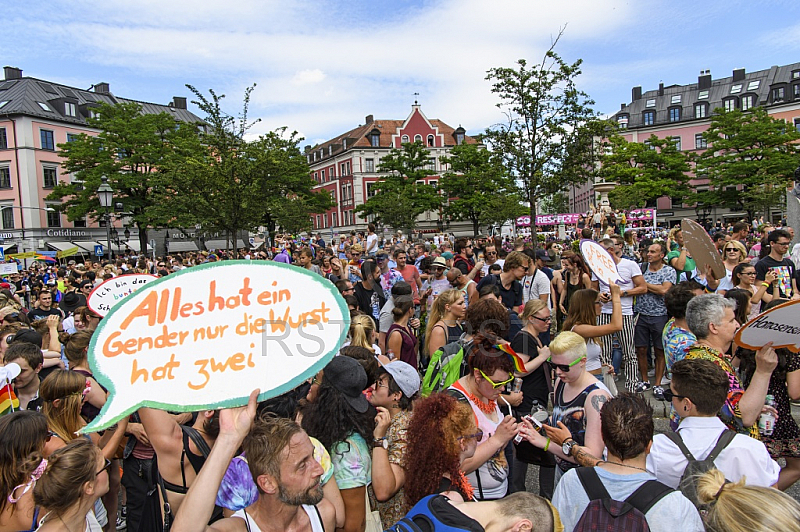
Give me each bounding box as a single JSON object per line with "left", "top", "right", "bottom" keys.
{"left": 718, "top": 240, "right": 749, "bottom": 294}
{"left": 425, "top": 288, "right": 466, "bottom": 359}
{"left": 348, "top": 313, "right": 382, "bottom": 355}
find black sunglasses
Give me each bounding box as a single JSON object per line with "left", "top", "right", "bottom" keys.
{"left": 662, "top": 389, "right": 687, "bottom": 402}
{"left": 96, "top": 458, "right": 112, "bottom": 476}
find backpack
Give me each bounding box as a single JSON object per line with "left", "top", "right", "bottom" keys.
{"left": 420, "top": 334, "right": 471, "bottom": 397}
{"left": 664, "top": 429, "right": 735, "bottom": 508}
{"left": 574, "top": 468, "right": 673, "bottom": 532}
{"left": 385, "top": 494, "right": 478, "bottom": 532}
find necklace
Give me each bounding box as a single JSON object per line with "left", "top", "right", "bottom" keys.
{"left": 460, "top": 380, "right": 497, "bottom": 415}
{"left": 602, "top": 461, "right": 649, "bottom": 474}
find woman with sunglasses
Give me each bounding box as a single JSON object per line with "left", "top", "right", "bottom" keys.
{"left": 0, "top": 410, "right": 49, "bottom": 532}
{"left": 447, "top": 337, "right": 520, "bottom": 500}
{"left": 715, "top": 240, "right": 749, "bottom": 294}
{"left": 562, "top": 284, "right": 622, "bottom": 376}
{"left": 732, "top": 262, "right": 777, "bottom": 321}
{"left": 33, "top": 438, "right": 112, "bottom": 532}
{"left": 519, "top": 331, "right": 612, "bottom": 487}
{"left": 404, "top": 393, "right": 481, "bottom": 507}
{"left": 425, "top": 288, "right": 466, "bottom": 361}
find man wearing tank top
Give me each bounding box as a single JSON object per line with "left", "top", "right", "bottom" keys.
{"left": 172, "top": 391, "right": 335, "bottom": 532}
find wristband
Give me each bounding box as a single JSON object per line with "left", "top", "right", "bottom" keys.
{"left": 543, "top": 437, "right": 551, "bottom": 452}
{"left": 762, "top": 282, "right": 770, "bottom": 288}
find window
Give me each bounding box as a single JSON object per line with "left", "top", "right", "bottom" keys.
{"left": 645, "top": 99, "right": 656, "bottom": 108}
{"left": 1, "top": 206, "right": 13, "bottom": 229}
{"left": 320, "top": 169, "right": 325, "bottom": 183}
{"left": 774, "top": 87, "right": 786, "bottom": 101}
{"left": 672, "top": 137, "right": 681, "bottom": 151}
{"left": 793, "top": 71, "right": 800, "bottom": 80}
{"left": 0, "top": 166, "right": 9, "bottom": 188}
{"left": 669, "top": 107, "right": 681, "bottom": 122}
{"left": 695, "top": 134, "right": 707, "bottom": 149}
{"left": 695, "top": 103, "right": 707, "bottom": 118}
{"left": 671, "top": 196, "right": 682, "bottom": 208}
{"left": 644, "top": 140, "right": 655, "bottom": 150}
{"left": 730, "top": 84, "right": 742, "bottom": 94}
{"left": 46, "top": 206, "right": 60, "bottom": 228}
{"left": 364, "top": 158, "right": 374, "bottom": 172}
{"left": 401, "top": 135, "right": 409, "bottom": 144}
{"left": 40, "top": 129, "right": 55, "bottom": 150}
{"left": 341, "top": 163, "right": 347, "bottom": 176}
{"left": 741, "top": 95, "right": 755, "bottom": 110}
{"left": 425, "top": 158, "right": 436, "bottom": 171}
{"left": 72, "top": 216, "right": 87, "bottom": 228}
{"left": 328, "top": 146, "right": 333, "bottom": 157}
{"left": 671, "top": 95, "right": 682, "bottom": 104}
{"left": 0, "top": 128, "right": 6, "bottom": 149}
{"left": 65, "top": 102, "right": 77, "bottom": 117}
{"left": 794, "top": 118, "right": 800, "bottom": 133}
{"left": 370, "top": 133, "right": 380, "bottom": 147}
{"left": 643, "top": 111, "right": 655, "bottom": 126}
{"left": 455, "top": 132, "right": 464, "bottom": 145}
{"left": 724, "top": 99, "right": 736, "bottom": 112}
{"left": 66, "top": 133, "right": 79, "bottom": 143}
{"left": 367, "top": 183, "right": 377, "bottom": 198}
{"left": 794, "top": 84, "right": 800, "bottom": 98}
{"left": 414, "top": 135, "right": 422, "bottom": 143}
{"left": 36, "top": 102, "right": 52, "bottom": 112}
{"left": 43, "top": 166, "right": 58, "bottom": 188}
{"left": 71, "top": 174, "right": 83, "bottom": 191}
{"left": 332, "top": 212, "right": 338, "bottom": 227}
{"left": 617, "top": 115, "right": 628, "bottom": 129}
{"left": 427, "top": 135, "right": 434, "bottom": 147}
{"left": 313, "top": 172, "right": 318, "bottom": 183}
{"left": 747, "top": 80, "right": 761, "bottom": 91}
{"left": 698, "top": 90, "right": 709, "bottom": 99}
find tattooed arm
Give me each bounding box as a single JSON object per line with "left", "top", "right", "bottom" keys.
{"left": 582, "top": 389, "right": 610, "bottom": 461}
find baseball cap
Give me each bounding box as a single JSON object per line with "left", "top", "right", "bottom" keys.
{"left": 378, "top": 360, "right": 420, "bottom": 398}
{"left": 9, "top": 329, "right": 43, "bottom": 347}
{"left": 323, "top": 356, "right": 370, "bottom": 413}
{"left": 79, "top": 280, "right": 94, "bottom": 289}
{"left": 375, "top": 252, "right": 388, "bottom": 260}
{"left": 432, "top": 257, "right": 447, "bottom": 268}
{"left": 441, "top": 252, "right": 454, "bottom": 260}
{"left": 535, "top": 250, "right": 548, "bottom": 261}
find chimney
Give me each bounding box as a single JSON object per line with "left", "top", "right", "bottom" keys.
{"left": 94, "top": 82, "right": 110, "bottom": 94}
{"left": 365, "top": 114, "right": 374, "bottom": 124}
{"left": 172, "top": 97, "right": 187, "bottom": 110}
{"left": 621, "top": 104, "right": 626, "bottom": 110}
{"left": 658, "top": 82, "right": 664, "bottom": 96}
{"left": 632, "top": 86, "right": 642, "bottom": 101}
{"left": 3, "top": 66, "right": 22, "bottom": 80}
{"left": 698, "top": 70, "right": 712, "bottom": 90}
{"left": 733, "top": 68, "right": 745, "bottom": 82}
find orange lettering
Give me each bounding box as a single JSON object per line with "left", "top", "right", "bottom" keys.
{"left": 120, "top": 291, "right": 160, "bottom": 330}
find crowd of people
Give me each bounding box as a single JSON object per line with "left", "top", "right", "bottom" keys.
{"left": 1, "top": 216, "right": 800, "bottom": 532}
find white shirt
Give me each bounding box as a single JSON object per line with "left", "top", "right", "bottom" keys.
{"left": 365, "top": 233, "right": 378, "bottom": 254}
{"left": 646, "top": 416, "right": 780, "bottom": 489}
{"left": 481, "top": 259, "right": 505, "bottom": 276}
{"left": 522, "top": 269, "right": 551, "bottom": 307}
{"left": 593, "top": 257, "right": 642, "bottom": 315}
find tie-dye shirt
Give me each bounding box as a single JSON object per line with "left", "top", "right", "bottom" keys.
{"left": 331, "top": 432, "right": 372, "bottom": 489}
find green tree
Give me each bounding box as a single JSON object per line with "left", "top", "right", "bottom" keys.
{"left": 540, "top": 191, "right": 570, "bottom": 215}
{"left": 47, "top": 101, "right": 203, "bottom": 252}
{"left": 439, "top": 143, "right": 525, "bottom": 237}
{"left": 696, "top": 107, "right": 800, "bottom": 220}
{"left": 355, "top": 141, "right": 442, "bottom": 233}
{"left": 484, "top": 32, "right": 596, "bottom": 244}
{"left": 602, "top": 133, "right": 693, "bottom": 209}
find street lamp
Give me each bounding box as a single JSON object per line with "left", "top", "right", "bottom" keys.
{"left": 97, "top": 176, "right": 113, "bottom": 260}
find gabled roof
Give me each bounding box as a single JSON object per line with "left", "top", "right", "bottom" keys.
{"left": 0, "top": 77, "right": 203, "bottom": 125}
{"left": 307, "top": 109, "right": 477, "bottom": 161}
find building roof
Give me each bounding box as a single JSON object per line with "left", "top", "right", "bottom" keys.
{"left": 306, "top": 110, "right": 478, "bottom": 162}
{"left": 614, "top": 62, "right": 800, "bottom": 129}
{"left": 0, "top": 74, "right": 203, "bottom": 125}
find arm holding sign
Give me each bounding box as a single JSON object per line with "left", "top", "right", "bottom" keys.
{"left": 172, "top": 390, "right": 259, "bottom": 532}
{"left": 739, "top": 343, "right": 778, "bottom": 427}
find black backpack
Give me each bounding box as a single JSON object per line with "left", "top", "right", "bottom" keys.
{"left": 663, "top": 429, "right": 735, "bottom": 508}
{"left": 573, "top": 468, "right": 673, "bottom": 532}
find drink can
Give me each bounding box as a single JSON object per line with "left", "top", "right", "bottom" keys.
{"left": 512, "top": 377, "right": 523, "bottom": 393}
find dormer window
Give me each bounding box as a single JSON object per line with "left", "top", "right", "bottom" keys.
{"left": 454, "top": 126, "right": 466, "bottom": 146}
{"left": 427, "top": 134, "right": 434, "bottom": 147}
{"left": 369, "top": 128, "right": 380, "bottom": 147}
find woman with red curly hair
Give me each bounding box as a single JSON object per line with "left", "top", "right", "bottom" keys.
{"left": 404, "top": 393, "right": 480, "bottom": 508}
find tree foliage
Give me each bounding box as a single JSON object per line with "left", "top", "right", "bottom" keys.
{"left": 439, "top": 143, "right": 525, "bottom": 237}
{"left": 695, "top": 107, "right": 800, "bottom": 220}
{"left": 484, "top": 31, "right": 596, "bottom": 243}
{"left": 355, "top": 141, "right": 442, "bottom": 233}
{"left": 47, "top": 101, "right": 202, "bottom": 251}
{"left": 602, "top": 133, "right": 693, "bottom": 209}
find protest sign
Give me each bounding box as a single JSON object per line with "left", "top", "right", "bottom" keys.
{"left": 82, "top": 261, "right": 349, "bottom": 433}
{"left": 681, "top": 218, "right": 726, "bottom": 279}
{"left": 734, "top": 299, "right": 800, "bottom": 353}
{"left": 0, "top": 263, "right": 18, "bottom": 275}
{"left": 88, "top": 274, "right": 159, "bottom": 316}
{"left": 580, "top": 239, "right": 621, "bottom": 285}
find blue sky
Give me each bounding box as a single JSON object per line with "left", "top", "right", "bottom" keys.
{"left": 7, "top": 0, "right": 800, "bottom": 146}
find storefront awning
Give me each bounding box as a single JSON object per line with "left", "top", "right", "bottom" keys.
{"left": 46, "top": 241, "right": 76, "bottom": 252}
{"left": 204, "top": 239, "right": 247, "bottom": 250}
{"left": 120, "top": 240, "right": 153, "bottom": 253}
{"left": 168, "top": 241, "right": 199, "bottom": 253}
{"left": 73, "top": 241, "right": 101, "bottom": 253}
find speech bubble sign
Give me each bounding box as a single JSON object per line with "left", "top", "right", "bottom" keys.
{"left": 88, "top": 274, "right": 159, "bottom": 317}
{"left": 82, "top": 261, "right": 349, "bottom": 433}
{"left": 734, "top": 299, "right": 800, "bottom": 353}
{"left": 681, "top": 218, "right": 726, "bottom": 280}
{"left": 580, "top": 239, "right": 621, "bottom": 285}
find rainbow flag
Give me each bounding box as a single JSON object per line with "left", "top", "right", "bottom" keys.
{"left": 0, "top": 383, "right": 19, "bottom": 416}
{"left": 495, "top": 344, "right": 526, "bottom": 373}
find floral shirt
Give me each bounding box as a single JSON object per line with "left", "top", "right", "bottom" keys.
{"left": 380, "top": 270, "right": 405, "bottom": 301}
{"left": 683, "top": 344, "right": 760, "bottom": 440}
{"left": 663, "top": 318, "right": 695, "bottom": 372}
{"left": 331, "top": 432, "right": 372, "bottom": 489}
{"left": 634, "top": 265, "right": 676, "bottom": 316}
{"left": 370, "top": 409, "right": 411, "bottom": 527}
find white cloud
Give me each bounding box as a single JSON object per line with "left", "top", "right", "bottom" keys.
{"left": 291, "top": 69, "right": 326, "bottom": 85}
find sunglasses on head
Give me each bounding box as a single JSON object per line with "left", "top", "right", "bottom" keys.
{"left": 478, "top": 368, "right": 514, "bottom": 389}
{"left": 458, "top": 429, "right": 484, "bottom": 442}
{"left": 548, "top": 356, "right": 584, "bottom": 373}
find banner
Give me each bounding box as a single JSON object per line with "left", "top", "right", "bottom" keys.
{"left": 88, "top": 274, "right": 159, "bottom": 316}
{"left": 580, "top": 239, "right": 621, "bottom": 285}
{"left": 0, "top": 263, "right": 19, "bottom": 274}
{"left": 735, "top": 300, "right": 800, "bottom": 353}
{"left": 57, "top": 246, "right": 80, "bottom": 259}
{"left": 7, "top": 252, "right": 36, "bottom": 259}
{"left": 516, "top": 208, "right": 657, "bottom": 227}
{"left": 82, "top": 261, "right": 350, "bottom": 433}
